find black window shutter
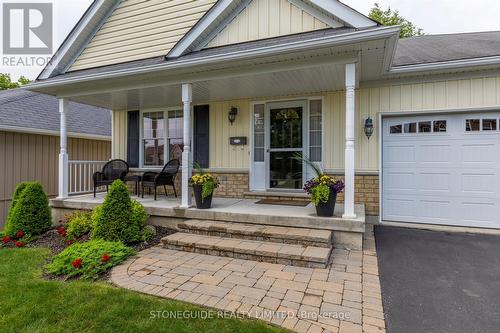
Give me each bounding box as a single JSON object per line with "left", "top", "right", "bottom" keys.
{"left": 193, "top": 105, "right": 210, "bottom": 168}
{"left": 127, "top": 111, "right": 140, "bottom": 167}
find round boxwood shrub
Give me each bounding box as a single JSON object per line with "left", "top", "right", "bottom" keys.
{"left": 5, "top": 181, "right": 51, "bottom": 237}
{"left": 92, "top": 180, "right": 148, "bottom": 244}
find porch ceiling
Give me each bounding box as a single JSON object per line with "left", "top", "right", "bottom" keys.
{"left": 68, "top": 63, "right": 348, "bottom": 109}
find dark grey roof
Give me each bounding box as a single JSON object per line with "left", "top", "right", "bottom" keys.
{"left": 39, "top": 27, "right": 358, "bottom": 81}
{"left": 0, "top": 89, "right": 111, "bottom": 137}
{"left": 393, "top": 31, "right": 500, "bottom": 67}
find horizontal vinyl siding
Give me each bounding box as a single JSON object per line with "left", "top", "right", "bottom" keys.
{"left": 112, "top": 76, "right": 500, "bottom": 173}
{"left": 112, "top": 111, "right": 128, "bottom": 160}
{"left": 0, "top": 132, "right": 111, "bottom": 227}
{"left": 206, "top": 0, "right": 335, "bottom": 48}
{"left": 70, "top": 0, "right": 217, "bottom": 71}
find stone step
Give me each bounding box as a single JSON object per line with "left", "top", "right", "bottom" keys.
{"left": 177, "top": 219, "right": 332, "bottom": 248}
{"left": 161, "top": 233, "right": 332, "bottom": 268}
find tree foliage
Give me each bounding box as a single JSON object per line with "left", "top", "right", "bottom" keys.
{"left": 369, "top": 3, "right": 424, "bottom": 38}
{"left": 0, "top": 73, "right": 31, "bottom": 90}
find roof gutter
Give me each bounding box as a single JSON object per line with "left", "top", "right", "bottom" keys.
{"left": 27, "top": 26, "right": 400, "bottom": 90}
{"left": 0, "top": 124, "right": 111, "bottom": 141}
{"left": 388, "top": 55, "right": 500, "bottom": 74}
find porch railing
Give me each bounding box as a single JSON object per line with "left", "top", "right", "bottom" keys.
{"left": 68, "top": 160, "right": 107, "bottom": 195}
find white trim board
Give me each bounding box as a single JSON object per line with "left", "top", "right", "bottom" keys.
{"left": 38, "top": 0, "right": 122, "bottom": 79}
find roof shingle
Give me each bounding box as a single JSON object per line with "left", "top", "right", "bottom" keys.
{"left": 0, "top": 89, "right": 111, "bottom": 137}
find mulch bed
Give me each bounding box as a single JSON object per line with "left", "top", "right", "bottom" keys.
{"left": 26, "top": 225, "right": 176, "bottom": 281}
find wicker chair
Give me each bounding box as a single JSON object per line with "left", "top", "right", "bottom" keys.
{"left": 142, "top": 159, "right": 180, "bottom": 200}
{"left": 93, "top": 159, "right": 129, "bottom": 197}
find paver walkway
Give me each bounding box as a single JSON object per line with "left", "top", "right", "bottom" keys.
{"left": 110, "top": 225, "right": 385, "bottom": 333}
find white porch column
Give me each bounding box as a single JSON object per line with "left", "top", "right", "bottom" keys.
{"left": 58, "top": 98, "right": 69, "bottom": 199}
{"left": 343, "top": 63, "right": 357, "bottom": 218}
{"left": 181, "top": 83, "right": 193, "bottom": 208}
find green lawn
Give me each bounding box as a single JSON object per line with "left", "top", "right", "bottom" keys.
{"left": 0, "top": 248, "right": 285, "bottom": 333}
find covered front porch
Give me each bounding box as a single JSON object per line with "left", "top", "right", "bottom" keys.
{"left": 29, "top": 27, "right": 399, "bottom": 237}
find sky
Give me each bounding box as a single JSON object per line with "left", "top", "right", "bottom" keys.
{"left": 1, "top": 0, "right": 499, "bottom": 81}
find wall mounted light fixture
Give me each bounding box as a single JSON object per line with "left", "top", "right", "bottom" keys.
{"left": 228, "top": 107, "right": 238, "bottom": 125}
{"left": 364, "top": 117, "right": 374, "bottom": 139}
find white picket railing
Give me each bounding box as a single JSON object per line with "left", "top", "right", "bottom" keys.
{"left": 68, "top": 160, "right": 108, "bottom": 195}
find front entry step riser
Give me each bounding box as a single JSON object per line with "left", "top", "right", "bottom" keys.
{"left": 178, "top": 220, "right": 333, "bottom": 248}
{"left": 161, "top": 232, "right": 333, "bottom": 269}
{"left": 178, "top": 228, "right": 331, "bottom": 248}
{"left": 163, "top": 243, "right": 329, "bottom": 269}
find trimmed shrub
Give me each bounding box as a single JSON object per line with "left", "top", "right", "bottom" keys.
{"left": 65, "top": 210, "right": 93, "bottom": 239}
{"left": 91, "top": 180, "right": 147, "bottom": 244}
{"left": 5, "top": 182, "right": 51, "bottom": 237}
{"left": 46, "top": 239, "right": 134, "bottom": 279}
{"left": 5, "top": 182, "right": 28, "bottom": 231}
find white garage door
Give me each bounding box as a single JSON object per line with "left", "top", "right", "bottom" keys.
{"left": 382, "top": 112, "right": 500, "bottom": 228}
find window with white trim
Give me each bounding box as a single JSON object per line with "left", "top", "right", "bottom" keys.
{"left": 253, "top": 104, "right": 265, "bottom": 162}
{"left": 142, "top": 110, "right": 183, "bottom": 167}
{"left": 309, "top": 99, "right": 322, "bottom": 161}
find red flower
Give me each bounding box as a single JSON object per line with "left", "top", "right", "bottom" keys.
{"left": 101, "top": 253, "right": 110, "bottom": 263}
{"left": 14, "top": 241, "right": 25, "bottom": 247}
{"left": 71, "top": 258, "right": 83, "bottom": 269}
{"left": 66, "top": 239, "right": 74, "bottom": 245}
{"left": 15, "top": 230, "right": 25, "bottom": 239}
{"left": 2, "top": 236, "right": 10, "bottom": 244}
{"left": 57, "top": 227, "right": 67, "bottom": 237}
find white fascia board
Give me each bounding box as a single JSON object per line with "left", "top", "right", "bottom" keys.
{"left": 38, "top": 0, "right": 121, "bottom": 80}
{"left": 168, "top": 0, "right": 237, "bottom": 58}
{"left": 388, "top": 55, "right": 500, "bottom": 74}
{"left": 306, "top": 0, "right": 377, "bottom": 28}
{"left": 0, "top": 125, "right": 111, "bottom": 141}
{"left": 28, "top": 26, "right": 400, "bottom": 90}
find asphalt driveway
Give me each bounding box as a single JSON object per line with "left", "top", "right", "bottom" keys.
{"left": 375, "top": 226, "right": 500, "bottom": 333}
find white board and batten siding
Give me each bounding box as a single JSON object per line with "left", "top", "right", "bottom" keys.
{"left": 206, "top": 0, "right": 338, "bottom": 48}
{"left": 382, "top": 112, "right": 500, "bottom": 228}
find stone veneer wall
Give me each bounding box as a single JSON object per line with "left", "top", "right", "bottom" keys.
{"left": 328, "top": 174, "right": 380, "bottom": 216}
{"left": 125, "top": 170, "right": 379, "bottom": 216}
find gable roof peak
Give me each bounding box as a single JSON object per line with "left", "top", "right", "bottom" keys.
{"left": 168, "top": 0, "right": 377, "bottom": 58}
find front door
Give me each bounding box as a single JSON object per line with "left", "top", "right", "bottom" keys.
{"left": 266, "top": 101, "right": 306, "bottom": 190}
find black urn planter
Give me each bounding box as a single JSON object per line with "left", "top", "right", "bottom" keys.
{"left": 315, "top": 189, "right": 337, "bottom": 217}
{"left": 193, "top": 184, "right": 213, "bottom": 209}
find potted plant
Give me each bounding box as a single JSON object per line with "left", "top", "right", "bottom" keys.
{"left": 190, "top": 163, "right": 220, "bottom": 209}
{"left": 296, "top": 154, "right": 345, "bottom": 217}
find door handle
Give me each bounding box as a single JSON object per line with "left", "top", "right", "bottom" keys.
{"left": 266, "top": 149, "right": 270, "bottom": 153}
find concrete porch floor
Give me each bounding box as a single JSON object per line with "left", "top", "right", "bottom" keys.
{"left": 50, "top": 193, "right": 365, "bottom": 249}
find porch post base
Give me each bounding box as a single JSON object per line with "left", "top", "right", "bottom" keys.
{"left": 57, "top": 153, "right": 69, "bottom": 199}
{"left": 181, "top": 151, "right": 192, "bottom": 208}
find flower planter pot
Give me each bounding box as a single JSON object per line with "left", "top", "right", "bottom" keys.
{"left": 315, "top": 189, "right": 337, "bottom": 217}
{"left": 193, "top": 184, "right": 213, "bottom": 209}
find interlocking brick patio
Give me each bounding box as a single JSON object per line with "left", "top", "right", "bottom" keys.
{"left": 110, "top": 225, "right": 385, "bottom": 333}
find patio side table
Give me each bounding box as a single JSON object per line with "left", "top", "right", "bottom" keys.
{"left": 124, "top": 175, "right": 142, "bottom": 196}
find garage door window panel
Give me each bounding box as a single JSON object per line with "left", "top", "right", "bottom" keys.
{"left": 390, "top": 124, "right": 402, "bottom": 134}
{"left": 482, "top": 119, "right": 497, "bottom": 131}
{"left": 466, "top": 119, "right": 480, "bottom": 132}
{"left": 418, "top": 121, "right": 432, "bottom": 133}
{"left": 404, "top": 123, "right": 417, "bottom": 133}
{"left": 433, "top": 120, "right": 447, "bottom": 132}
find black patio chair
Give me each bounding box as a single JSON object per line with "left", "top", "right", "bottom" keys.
{"left": 142, "top": 159, "right": 180, "bottom": 200}
{"left": 93, "top": 159, "right": 129, "bottom": 197}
